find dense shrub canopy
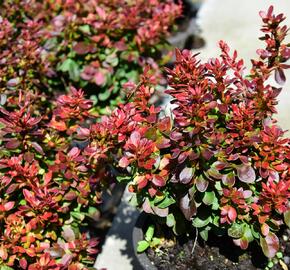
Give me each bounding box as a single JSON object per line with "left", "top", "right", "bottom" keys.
{"left": 117, "top": 6, "right": 290, "bottom": 258}
{"left": 0, "top": 0, "right": 181, "bottom": 268}
{"left": 0, "top": 0, "right": 182, "bottom": 111}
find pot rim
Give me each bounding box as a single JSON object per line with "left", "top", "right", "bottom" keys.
{"left": 132, "top": 212, "right": 158, "bottom": 270}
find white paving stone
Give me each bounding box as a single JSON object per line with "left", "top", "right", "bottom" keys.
{"left": 94, "top": 190, "right": 140, "bottom": 270}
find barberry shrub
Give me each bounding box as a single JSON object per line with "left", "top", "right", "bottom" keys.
{"left": 0, "top": 88, "right": 103, "bottom": 268}
{"left": 0, "top": 15, "right": 54, "bottom": 105}
{"left": 1, "top": 0, "right": 181, "bottom": 112}
{"left": 0, "top": 66, "right": 172, "bottom": 268}
{"left": 0, "top": 1, "right": 181, "bottom": 267}
{"left": 42, "top": 0, "right": 182, "bottom": 110}
{"left": 117, "top": 6, "right": 290, "bottom": 258}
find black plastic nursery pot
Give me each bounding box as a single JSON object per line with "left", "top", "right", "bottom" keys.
{"left": 167, "top": 0, "right": 204, "bottom": 50}
{"left": 132, "top": 213, "right": 290, "bottom": 270}
{"left": 133, "top": 212, "right": 159, "bottom": 270}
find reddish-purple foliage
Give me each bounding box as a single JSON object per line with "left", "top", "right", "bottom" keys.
{"left": 0, "top": 89, "right": 101, "bottom": 268}
{"left": 116, "top": 6, "right": 290, "bottom": 258}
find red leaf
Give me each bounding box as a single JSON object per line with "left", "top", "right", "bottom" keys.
{"left": 260, "top": 232, "right": 279, "bottom": 258}
{"left": 31, "top": 142, "right": 44, "bottom": 155}
{"left": 152, "top": 175, "right": 166, "bottom": 187}
{"left": 49, "top": 117, "right": 67, "bottom": 131}
{"left": 6, "top": 139, "right": 20, "bottom": 149}
{"left": 152, "top": 206, "right": 168, "bottom": 217}
{"left": 212, "top": 161, "right": 228, "bottom": 170}
{"left": 62, "top": 226, "right": 75, "bottom": 242}
{"left": 4, "top": 201, "right": 14, "bottom": 211}
{"left": 179, "top": 167, "right": 193, "bottom": 184}
{"left": 218, "top": 104, "right": 228, "bottom": 113}
{"left": 267, "top": 5, "right": 274, "bottom": 17}
{"left": 24, "top": 152, "right": 34, "bottom": 163}
{"left": 0, "top": 246, "right": 8, "bottom": 260}
{"left": 228, "top": 206, "right": 237, "bottom": 222}
{"left": 60, "top": 253, "right": 73, "bottom": 267}
{"left": 196, "top": 175, "right": 209, "bottom": 192}
{"left": 119, "top": 156, "right": 130, "bottom": 168}
{"left": 96, "top": 6, "right": 106, "bottom": 19}
{"left": 6, "top": 183, "right": 18, "bottom": 194}
{"left": 19, "top": 258, "right": 27, "bottom": 269}
{"left": 148, "top": 187, "right": 157, "bottom": 197}
{"left": 68, "top": 147, "right": 80, "bottom": 159}
{"left": 130, "top": 131, "right": 141, "bottom": 147}
{"left": 234, "top": 238, "right": 249, "bottom": 250}
{"left": 261, "top": 223, "right": 270, "bottom": 236}
{"left": 237, "top": 164, "right": 256, "bottom": 183}
{"left": 7, "top": 77, "right": 20, "bottom": 87}
{"left": 136, "top": 176, "right": 148, "bottom": 189}
{"left": 73, "top": 42, "right": 94, "bottom": 55}
{"left": 179, "top": 193, "right": 196, "bottom": 221}
{"left": 44, "top": 171, "right": 52, "bottom": 185}
{"left": 26, "top": 248, "right": 36, "bottom": 257}
{"left": 64, "top": 191, "right": 77, "bottom": 201}
{"left": 222, "top": 173, "right": 235, "bottom": 187}
{"left": 94, "top": 71, "right": 106, "bottom": 86}
{"left": 275, "top": 68, "right": 286, "bottom": 85}
{"left": 142, "top": 198, "right": 154, "bottom": 214}
{"left": 23, "top": 189, "right": 40, "bottom": 207}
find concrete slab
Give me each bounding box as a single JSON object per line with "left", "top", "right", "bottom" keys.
{"left": 94, "top": 190, "right": 141, "bottom": 270}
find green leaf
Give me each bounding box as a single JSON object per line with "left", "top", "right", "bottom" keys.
{"left": 128, "top": 194, "right": 138, "bottom": 207}
{"left": 145, "top": 225, "right": 154, "bottom": 242}
{"left": 158, "top": 196, "right": 175, "bottom": 209}
{"left": 137, "top": 240, "right": 150, "bottom": 253}
{"left": 151, "top": 237, "right": 161, "bottom": 247}
{"left": 199, "top": 229, "right": 209, "bottom": 241}
{"left": 212, "top": 215, "right": 219, "bottom": 226}
{"left": 202, "top": 191, "right": 215, "bottom": 205}
{"left": 228, "top": 223, "right": 244, "bottom": 238}
{"left": 87, "top": 206, "right": 99, "bottom": 217}
{"left": 243, "top": 226, "right": 253, "bottom": 242}
{"left": 58, "top": 59, "right": 80, "bottom": 82}
{"left": 106, "top": 54, "right": 119, "bottom": 67}
{"left": 251, "top": 225, "right": 260, "bottom": 239}
{"left": 192, "top": 216, "right": 211, "bottom": 228}
{"left": 98, "top": 90, "right": 111, "bottom": 101}
{"left": 211, "top": 197, "right": 219, "bottom": 210}
{"left": 39, "top": 168, "right": 45, "bottom": 175}
{"left": 166, "top": 213, "right": 176, "bottom": 227}
{"left": 284, "top": 210, "right": 290, "bottom": 228}
{"left": 0, "top": 266, "right": 14, "bottom": 270}
{"left": 19, "top": 199, "right": 26, "bottom": 206}
{"left": 214, "top": 181, "right": 222, "bottom": 191}
{"left": 79, "top": 25, "right": 91, "bottom": 34}
{"left": 125, "top": 70, "right": 139, "bottom": 82}
{"left": 71, "top": 211, "right": 85, "bottom": 221}
{"left": 44, "top": 37, "right": 57, "bottom": 50}
{"left": 153, "top": 195, "right": 165, "bottom": 204}
{"left": 116, "top": 175, "right": 132, "bottom": 182}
